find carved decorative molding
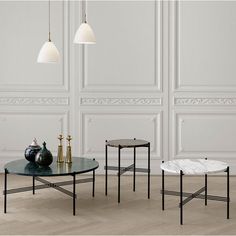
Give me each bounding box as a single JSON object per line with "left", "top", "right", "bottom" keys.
{"left": 0, "top": 97, "right": 69, "bottom": 106}
{"left": 175, "top": 98, "right": 236, "bottom": 106}
{"left": 81, "top": 98, "right": 162, "bottom": 106}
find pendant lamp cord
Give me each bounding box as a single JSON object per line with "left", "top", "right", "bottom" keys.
{"left": 84, "top": 0, "right": 87, "bottom": 23}
{"left": 48, "top": 0, "right": 51, "bottom": 41}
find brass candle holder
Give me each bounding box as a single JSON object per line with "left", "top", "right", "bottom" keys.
{"left": 65, "top": 135, "right": 72, "bottom": 164}
{"left": 57, "top": 134, "right": 64, "bottom": 163}
{"left": 57, "top": 161, "right": 64, "bottom": 174}
{"left": 65, "top": 162, "right": 72, "bottom": 172}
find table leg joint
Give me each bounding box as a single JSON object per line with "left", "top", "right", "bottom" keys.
{"left": 160, "top": 189, "right": 229, "bottom": 203}
{"left": 104, "top": 165, "right": 149, "bottom": 174}
{"left": 3, "top": 177, "right": 93, "bottom": 197}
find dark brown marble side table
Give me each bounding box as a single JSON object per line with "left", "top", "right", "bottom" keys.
{"left": 104, "top": 138, "right": 150, "bottom": 203}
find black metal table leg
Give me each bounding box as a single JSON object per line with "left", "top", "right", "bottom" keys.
{"left": 205, "top": 157, "right": 207, "bottom": 206}
{"left": 4, "top": 168, "right": 7, "bottom": 213}
{"left": 205, "top": 174, "right": 207, "bottom": 206}
{"left": 93, "top": 169, "right": 95, "bottom": 197}
{"left": 180, "top": 170, "right": 183, "bottom": 225}
{"left": 227, "top": 166, "right": 229, "bottom": 219}
{"left": 133, "top": 140, "right": 136, "bottom": 192}
{"left": 162, "top": 161, "right": 164, "bottom": 211}
{"left": 148, "top": 142, "right": 150, "bottom": 199}
{"left": 118, "top": 145, "right": 121, "bottom": 203}
{"left": 33, "top": 176, "right": 35, "bottom": 195}
{"left": 105, "top": 140, "right": 108, "bottom": 196}
{"left": 73, "top": 173, "right": 76, "bottom": 216}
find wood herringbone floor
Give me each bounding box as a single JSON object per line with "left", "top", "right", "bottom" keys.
{"left": 0, "top": 174, "right": 235, "bottom": 235}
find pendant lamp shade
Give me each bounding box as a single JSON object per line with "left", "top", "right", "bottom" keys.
{"left": 74, "top": 22, "right": 96, "bottom": 44}
{"left": 37, "top": 41, "right": 60, "bottom": 63}
{"left": 37, "top": 0, "right": 60, "bottom": 63}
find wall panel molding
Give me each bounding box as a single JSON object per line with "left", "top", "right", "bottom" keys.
{"left": 80, "top": 110, "right": 163, "bottom": 159}
{"left": 0, "top": 97, "right": 69, "bottom": 106}
{"left": 81, "top": 0, "right": 163, "bottom": 93}
{"left": 175, "top": 97, "right": 236, "bottom": 106}
{"left": 81, "top": 97, "right": 162, "bottom": 106}
{"left": 171, "top": 0, "right": 236, "bottom": 92}
{"left": 0, "top": 110, "right": 69, "bottom": 157}
{"left": 0, "top": 1, "right": 69, "bottom": 93}
{"left": 173, "top": 111, "right": 236, "bottom": 159}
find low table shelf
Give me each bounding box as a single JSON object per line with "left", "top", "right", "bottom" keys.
{"left": 160, "top": 158, "right": 229, "bottom": 225}
{"left": 4, "top": 157, "right": 99, "bottom": 215}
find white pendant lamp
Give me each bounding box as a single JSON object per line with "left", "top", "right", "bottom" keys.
{"left": 74, "top": 0, "right": 96, "bottom": 44}
{"left": 37, "top": 0, "right": 60, "bottom": 63}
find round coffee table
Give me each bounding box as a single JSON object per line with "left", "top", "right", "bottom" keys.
{"left": 105, "top": 138, "right": 150, "bottom": 203}
{"left": 160, "top": 159, "right": 229, "bottom": 225}
{"left": 4, "top": 157, "right": 99, "bottom": 215}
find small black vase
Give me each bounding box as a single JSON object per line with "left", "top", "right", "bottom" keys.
{"left": 24, "top": 162, "right": 40, "bottom": 174}
{"left": 25, "top": 138, "right": 42, "bottom": 162}
{"left": 35, "top": 142, "right": 53, "bottom": 166}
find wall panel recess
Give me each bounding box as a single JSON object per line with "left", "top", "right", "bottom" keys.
{"left": 80, "top": 111, "right": 162, "bottom": 160}
{"left": 172, "top": 0, "right": 236, "bottom": 92}
{"left": 0, "top": 0, "right": 69, "bottom": 92}
{"left": 0, "top": 111, "right": 69, "bottom": 158}
{"left": 80, "top": 0, "right": 162, "bottom": 92}
{"left": 173, "top": 112, "right": 236, "bottom": 159}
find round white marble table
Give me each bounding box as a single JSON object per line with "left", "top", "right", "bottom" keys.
{"left": 160, "top": 159, "right": 228, "bottom": 175}
{"left": 160, "top": 159, "right": 229, "bottom": 225}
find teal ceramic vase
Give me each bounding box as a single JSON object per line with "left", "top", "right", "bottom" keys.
{"left": 35, "top": 142, "right": 53, "bottom": 166}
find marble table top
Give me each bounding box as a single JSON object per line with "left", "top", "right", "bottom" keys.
{"left": 106, "top": 139, "right": 149, "bottom": 148}
{"left": 160, "top": 159, "right": 228, "bottom": 175}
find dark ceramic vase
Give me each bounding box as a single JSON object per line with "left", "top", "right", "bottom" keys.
{"left": 25, "top": 138, "right": 42, "bottom": 162}
{"left": 24, "top": 162, "right": 39, "bottom": 174}
{"left": 35, "top": 142, "right": 53, "bottom": 166}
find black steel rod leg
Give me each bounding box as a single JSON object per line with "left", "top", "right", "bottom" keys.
{"left": 118, "top": 145, "right": 121, "bottom": 203}
{"left": 227, "top": 166, "right": 229, "bottom": 219}
{"left": 148, "top": 143, "right": 150, "bottom": 199}
{"left": 105, "top": 141, "right": 108, "bottom": 196}
{"left": 33, "top": 176, "right": 35, "bottom": 195}
{"left": 162, "top": 161, "right": 164, "bottom": 211}
{"left": 180, "top": 170, "right": 183, "bottom": 225}
{"left": 133, "top": 146, "right": 136, "bottom": 192}
{"left": 93, "top": 169, "right": 95, "bottom": 197}
{"left": 4, "top": 168, "right": 7, "bottom": 214}
{"left": 205, "top": 157, "right": 207, "bottom": 206}
{"left": 73, "top": 173, "right": 76, "bottom": 216}
{"left": 118, "top": 146, "right": 121, "bottom": 203}
{"left": 205, "top": 174, "right": 207, "bottom": 206}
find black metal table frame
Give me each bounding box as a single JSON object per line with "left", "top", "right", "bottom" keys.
{"left": 105, "top": 138, "right": 151, "bottom": 203}
{"left": 4, "top": 164, "right": 97, "bottom": 216}
{"left": 161, "top": 159, "right": 230, "bottom": 225}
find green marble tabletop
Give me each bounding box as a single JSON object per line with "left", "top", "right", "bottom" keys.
{"left": 4, "top": 157, "right": 99, "bottom": 177}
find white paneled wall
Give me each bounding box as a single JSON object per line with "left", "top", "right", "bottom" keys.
{"left": 169, "top": 0, "right": 236, "bottom": 173}
{"left": 0, "top": 0, "right": 236, "bottom": 173}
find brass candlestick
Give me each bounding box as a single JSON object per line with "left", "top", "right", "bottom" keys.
{"left": 57, "top": 134, "right": 64, "bottom": 163}
{"left": 65, "top": 135, "right": 72, "bottom": 163}
{"left": 57, "top": 161, "right": 64, "bottom": 174}
{"left": 65, "top": 162, "right": 72, "bottom": 172}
